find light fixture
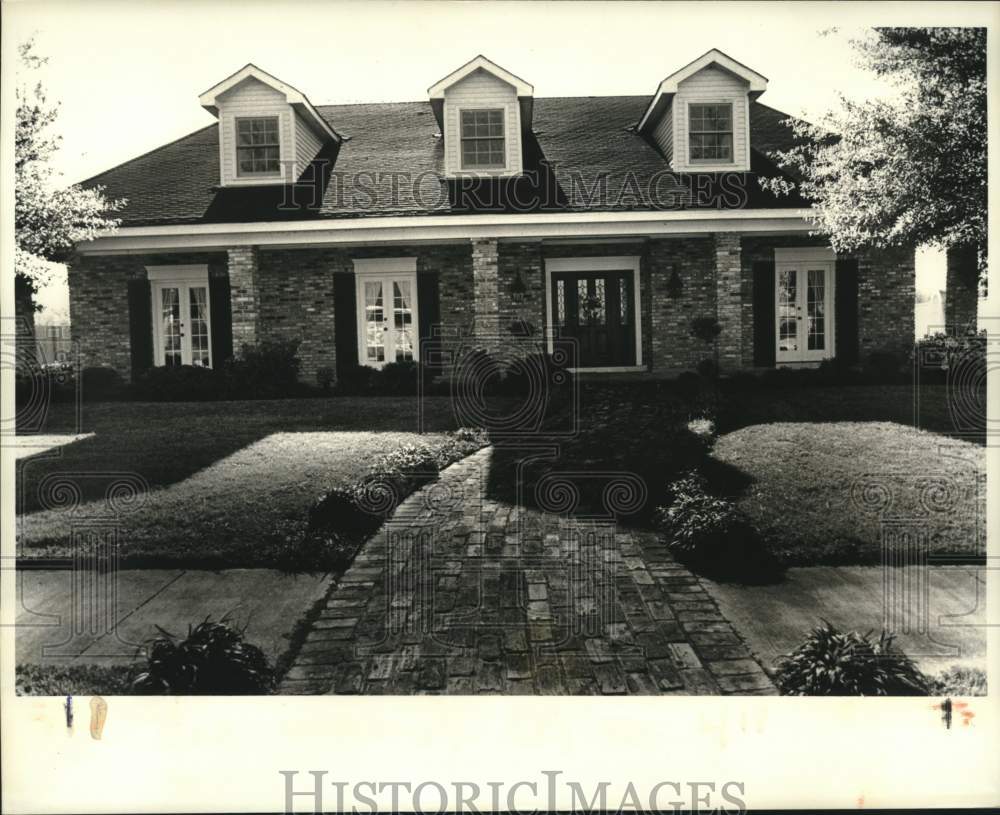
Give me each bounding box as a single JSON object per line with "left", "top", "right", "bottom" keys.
{"left": 510, "top": 270, "right": 528, "bottom": 304}
{"left": 666, "top": 267, "right": 683, "bottom": 298}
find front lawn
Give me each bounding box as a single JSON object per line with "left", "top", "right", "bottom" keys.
{"left": 16, "top": 397, "right": 485, "bottom": 568}
{"left": 711, "top": 421, "right": 984, "bottom": 565}
{"left": 17, "top": 396, "right": 464, "bottom": 514}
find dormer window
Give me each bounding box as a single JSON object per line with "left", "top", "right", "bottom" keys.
{"left": 236, "top": 117, "right": 281, "bottom": 176}
{"left": 461, "top": 109, "right": 506, "bottom": 169}
{"left": 428, "top": 56, "right": 533, "bottom": 179}
{"left": 199, "top": 64, "right": 340, "bottom": 187}
{"left": 689, "top": 103, "right": 733, "bottom": 163}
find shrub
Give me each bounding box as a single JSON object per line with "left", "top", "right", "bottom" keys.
{"left": 912, "top": 330, "right": 987, "bottom": 384}
{"left": 130, "top": 617, "right": 275, "bottom": 694}
{"left": 656, "top": 471, "right": 748, "bottom": 558}
{"left": 132, "top": 364, "right": 224, "bottom": 402}
{"left": 81, "top": 366, "right": 127, "bottom": 400}
{"left": 862, "top": 349, "right": 905, "bottom": 383}
{"left": 452, "top": 348, "right": 506, "bottom": 396}
{"left": 696, "top": 358, "right": 719, "bottom": 379}
{"left": 774, "top": 621, "right": 929, "bottom": 696}
{"left": 674, "top": 370, "right": 702, "bottom": 399}
{"left": 654, "top": 470, "right": 780, "bottom": 581}
{"left": 816, "top": 356, "right": 862, "bottom": 386}
{"left": 225, "top": 338, "right": 302, "bottom": 398}
{"left": 315, "top": 366, "right": 335, "bottom": 393}
{"left": 336, "top": 364, "right": 377, "bottom": 394}
{"left": 377, "top": 360, "right": 420, "bottom": 394}
{"left": 927, "top": 665, "right": 987, "bottom": 697}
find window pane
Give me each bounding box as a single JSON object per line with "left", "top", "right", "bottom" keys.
{"left": 160, "top": 287, "right": 182, "bottom": 367}
{"left": 777, "top": 270, "right": 798, "bottom": 352}
{"left": 460, "top": 109, "right": 506, "bottom": 168}
{"left": 189, "top": 286, "right": 211, "bottom": 367}
{"left": 807, "top": 269, "right": 826, "bottom": 351}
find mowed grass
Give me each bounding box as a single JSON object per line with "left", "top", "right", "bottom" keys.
{"left": 18, "top": 430, "right": 458, "bottom": 567}
{"left": 711, "top": 421, "right": 984, "bottom": 565}
{"left": 17, "top": 396, "right": 465, "bottom": 514}
{"left": 16, "top": 396, "right": 480, "bottom": 567}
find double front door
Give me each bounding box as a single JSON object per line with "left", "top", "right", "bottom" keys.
{"left": 551, "top": 271, "right": 636, "bottom": 367}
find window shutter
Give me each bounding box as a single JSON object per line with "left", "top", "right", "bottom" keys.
{"left": 752, "top": 260, "right": 775, "bottom": 367}
{"left": 417, "top": 271, "right": 441, "bottom": 375}
{"left": 127, "top": 277, "right": 153, "bottom": 377}
{"left": 334, "top": 271, "right": 358, "bottom": 380}
{"left": 835, "top": 258, "right": 859, "bottom": 364}
{"left": 209, "top": 270, "right": 233, "bottom": 367}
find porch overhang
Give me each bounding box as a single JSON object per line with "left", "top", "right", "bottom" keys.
{"left": 75, "top": 209, "right": 816, "bottom": 255}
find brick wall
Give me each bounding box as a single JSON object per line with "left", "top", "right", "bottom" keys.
{"left": 857, "top": 246, "right": 915, "bottom": 360}
{"left": 713, "top": 232, "right": 742, "bottom": 370}
{"left": 647, "top": 237, "right": 716, "bottom": 372}
{"left": 67, "top": 251, "right": 225, "bottom": 381}
{"left": 741, "top": 236, "right": 915, "bottom": 366}
{"left": 945, "top": 244, "right": 979, "bottom": 332}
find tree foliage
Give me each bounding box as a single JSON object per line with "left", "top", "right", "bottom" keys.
{"left": 762, "top": 28, "right": 986, "bottom": 271}
{"left": 15, "top": 39, "right": 124, "bottom": 292}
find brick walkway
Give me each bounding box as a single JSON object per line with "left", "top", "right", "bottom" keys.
{"left": 281, "top": 448, "right": 775, "bottom": 695}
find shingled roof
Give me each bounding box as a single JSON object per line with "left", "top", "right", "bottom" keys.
{"left": 84, "top": 97, "right": 808, "bottom": 227}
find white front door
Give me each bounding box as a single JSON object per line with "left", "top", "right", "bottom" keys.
{"left": 356, "top": 272, "right": 418, "bottom": 368}
{"left": 774, "top": 259, "right": 835, "bottom": 364}
{"left": 148, "top": 266, "right": 213, "bottom": 368}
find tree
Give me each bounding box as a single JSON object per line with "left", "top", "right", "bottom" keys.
{"left": 762, "top": 28, "right": 986, "bottom": 279}
{"left": 15, "top": 39, "right": 124, "bottom": 305}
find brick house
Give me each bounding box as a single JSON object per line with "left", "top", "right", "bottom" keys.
{"left": 70, "top": 50, "right": 915, "bottom": 384}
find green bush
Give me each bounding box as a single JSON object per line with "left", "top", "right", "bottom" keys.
{"left": 130, "top": 617, "right": 275, "bottom": 694}
{"left": 656, "top": 471, "right": 749, "bottom": 558}
{"left": 862, "top": 349, "right": 905, "bottom": 383}
{"left": 927, "top": 665, "right": 987, "bottom": 696}
{"left": 654, "top": 470, "right": 779, "bottom": 581}
{"left": 775, "top": 621, "right": 929, "bottom": 696}
{"left": 225, "top": 338, "right": 303, "bottom": 398}
{"left": 913, "top": 330, "right": 987, "bottom": 384}
{"left": 132, "top": 364, "right": 225, "bottom": 402}
{"left": 16, "top": 663, "right": 137, "bottom": 696}
{"left": 82, "top": 366, "right": 127, "bottom": 400}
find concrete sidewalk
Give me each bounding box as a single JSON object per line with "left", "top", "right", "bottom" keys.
{"left": 704, "top": 565, "right": 987, "bottom": 675}
{"left": 15, "top": 568, "right": 330, "bottom": 664}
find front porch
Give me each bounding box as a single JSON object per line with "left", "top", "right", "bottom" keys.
{"left": 67, "top": 234, "right": 916, "bottom": 386}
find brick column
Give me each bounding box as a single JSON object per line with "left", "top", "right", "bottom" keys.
{"left": 713, "top": 232, "right": 743, "bottom": 371}
{"left": 472, "top": 238, "right": 500, "bottom": 351}
{"left": 857, "top": 246, "right": 915, "bottom": 361}
{"left": 945, "top": 244, "right": 979, "bottom": 333}
{"left": 228, "top": 247, "right": 260, "bottom": 352}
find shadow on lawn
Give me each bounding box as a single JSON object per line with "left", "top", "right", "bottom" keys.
{"left": 16, "top": 396, "right": 468, "bottom": 515}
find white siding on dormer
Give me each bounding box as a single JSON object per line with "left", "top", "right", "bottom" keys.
{"left": 442, "top": 69, "right": 522, "bottom": 177}
{"left": 294, "top": 112, "right": 324, "bottom": 177}
{"left": 651, "top": 106, "right": 674, "bottom": 164}
{"left": 671, "top": 65, "right": 750, "bottom": 172}
{"left": 217, "top": 77, "right": 295, "bottom": 186}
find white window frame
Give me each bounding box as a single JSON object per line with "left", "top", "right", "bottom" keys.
{"left": 687, "top": 101, "right": 735, "bottom": 165}
{"left": 146, "top": 265, "right": 213, "bottom": 368}
{"left": 544, "top": 256, "right": 644, "bottom": 372}
{"left": 235, "top": 115, "right": 282, "bottom": 179}
{"left": 458, "top": 107, "right": 508, "bottom": 171}
{"left": 773, "top": 247, "right": 836, "bottom": 365}
{"left": 352, "top": 257, "right": 420, "bottom": 369}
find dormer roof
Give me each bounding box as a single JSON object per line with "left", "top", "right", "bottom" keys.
{"left": 637, "top": 48, "right": 768, "bottom": 133}
{"left": 427, "top": 55, "right": 534, "bottom": 98}
{"left": 199, "top": 63, "right": 341, "bottom": 143}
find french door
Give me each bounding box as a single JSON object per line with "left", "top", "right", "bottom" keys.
{"left": 356, "top": 272, "right": 419, "bottom": 368}
{"left": 551, "top": 271, "right": 635, "bottom": 367}
{"left": 774, "top": 261, "right": 834, "bottom": 364}
{"left": 149, "top": 267, "right": 212, "bottom": 368}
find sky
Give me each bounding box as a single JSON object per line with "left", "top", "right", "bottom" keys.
{"left": 7, "top": 0, "right": 987, "bottom": 316}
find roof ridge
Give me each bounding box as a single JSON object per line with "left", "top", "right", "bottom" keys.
{"left": 80, "top": 122, "right": 217, "bottom": 187}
